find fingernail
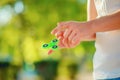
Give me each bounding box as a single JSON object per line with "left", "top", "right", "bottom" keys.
{"left": 55, "top": 33, "right": 57, "bottom": 36}
{"left": 72, "top": 40, "right": 75, "bottom": 44}
{"left": 48, "top": 49, "right": 53, "bottom": 55}
{"left": 58, "top": 36, "right": 62, "bottom": 40}
{"left": 51, "top": 32, "right": 53, "bottom": 34}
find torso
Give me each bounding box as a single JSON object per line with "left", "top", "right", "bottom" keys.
{"left": 93, "top": 0, "right": 120, "bottom": 79}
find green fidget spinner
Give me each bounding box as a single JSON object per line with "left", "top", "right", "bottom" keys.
{"left": 42, "top": 39, "right": 59, "bottom": 50}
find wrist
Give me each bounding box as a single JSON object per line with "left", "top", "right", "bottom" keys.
{"left": 83, "top": 20, "right": 96, "bottom": 34}
{"left": 80, "top": 21, "right": 96, "bottom": 41}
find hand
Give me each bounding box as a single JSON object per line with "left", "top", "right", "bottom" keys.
{"left": 51, "top": 21, "right": 96, "bottom": 48}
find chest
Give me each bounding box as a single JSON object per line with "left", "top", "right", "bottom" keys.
{"left": 94, "top": 0, "right": 120, "bottom": 16}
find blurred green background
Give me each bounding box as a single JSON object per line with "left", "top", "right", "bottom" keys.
{"left": 0, "top": 0, "right": 95, "bottom": 80}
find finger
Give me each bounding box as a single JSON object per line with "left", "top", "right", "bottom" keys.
{"left": 51, "top": 22, "right": 64, "bottom": 35}
{"left": 58, "top": 38, "right": 65, "bottom": 48}
{"left": 63, "top": 29, "right": 72, "bottom": 39}
{"left": 62, "top": 38, "right": 70, "bottom": 48}
{"left": 55, "top": 31, "right": 64, "bottom": 38}
{"left": 71, "top": 34, "right": 81, "bottom": 44}
{"left": 68, "top": 38, "right": 78, "bottom": 48}
{"left": 51, "top": 25, "right": 65, "bottom": 35}
{"left": 51, "top": 22, "right": 63, "bottom": 35}
{"left": 58, "top": 42, "right": 65, "bottom": 48}
{"left": 51, "top": 28, "right": 58, "bottom": 35}
{"left": 52, "top": 21, "right": 70, "bottom": 34}
{"left": 48, "top": 49, "right": 54, "bottom": 55}
{"left": 70, "top": 40, "right": 80, "bottom": 48}
{"left": 68, "top": 42, "right": 76, "bottom": 48}
{"left": 69, "top": 38, "right": 81, "bottom": 48}
{"left": 68, "top": 31, "right": 77, "bottom": 42}
{"left": 58, "top": 36, "right": 62, "bottom": 40}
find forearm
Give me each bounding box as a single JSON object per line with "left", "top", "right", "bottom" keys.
{"left": 89, "top": 10, "right": 120, "bottom": 33}
{"left": 86, "top": 0, "right": 97, "bottom": 41}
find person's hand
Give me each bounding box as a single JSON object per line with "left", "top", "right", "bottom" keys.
{"left": 51, "top": 21, "right": 96, "bottom": 48}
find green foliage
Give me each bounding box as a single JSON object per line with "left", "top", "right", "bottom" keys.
{"left": 0, "top": 0, "right": 94, "bottom": 74}
{"left": 0, "top": 0, "right": 89, "bottom": 63}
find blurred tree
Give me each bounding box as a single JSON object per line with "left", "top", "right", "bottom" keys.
{"left": 0, "top": 0, "right": 95, "bottom": 80}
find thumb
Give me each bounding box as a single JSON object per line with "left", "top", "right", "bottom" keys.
{"left": 51, "top": 28, "right": 58, "bottom": 35}
{"left": 51, "top": 22, "right": 65, "bottom": 35}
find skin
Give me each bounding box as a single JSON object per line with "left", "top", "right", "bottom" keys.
{"left": 51, "top": 0, "right": 120, "bottom": 48}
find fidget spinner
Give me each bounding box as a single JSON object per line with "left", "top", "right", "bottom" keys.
{"left": 42, "top": 39, "right": 59, "bottom": 51}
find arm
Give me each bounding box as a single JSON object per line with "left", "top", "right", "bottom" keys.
{"left": 51, "top": 2, "right": 120, "bottom": 48}
{"left": 51, "top": 10, "right": 120, "bottom": 48}
{"left": 85, "top": 0, "right": 98, "bottom": 41}
{"left": 89, "top": 10, "right": 120, "bottom": 33}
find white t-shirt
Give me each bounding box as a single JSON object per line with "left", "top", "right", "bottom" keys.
{"left": 93, "top": 0, "right": 120, "bottom": 79}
